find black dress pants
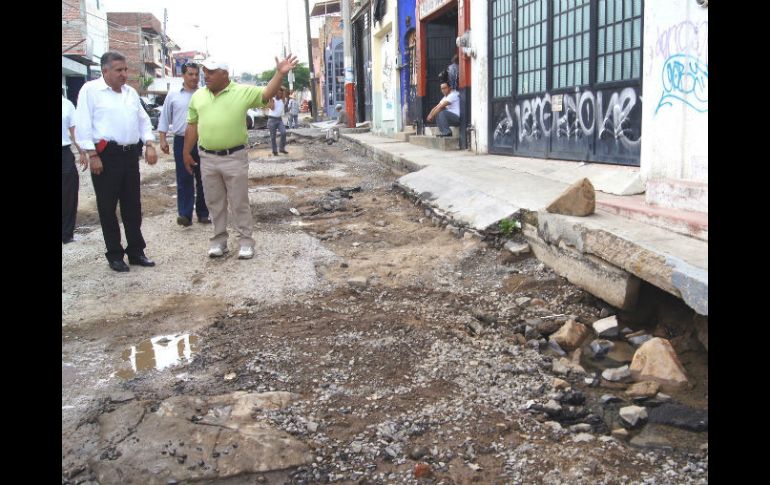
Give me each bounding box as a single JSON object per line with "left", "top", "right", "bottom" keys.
{"left": 62, "top": 146, "right": 79, "bottom": 242}
{"left": 90, "top": 144, "right": 146, "bottom": 262}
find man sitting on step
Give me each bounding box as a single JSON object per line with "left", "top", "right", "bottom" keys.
{"left": 426, "top": 82, "right": 460, "bottom": 137}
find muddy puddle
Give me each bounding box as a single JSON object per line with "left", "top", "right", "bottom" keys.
{"left": 116, "top": 333, "right": 199, "bottom": 379}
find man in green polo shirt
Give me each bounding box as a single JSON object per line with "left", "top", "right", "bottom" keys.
{"left": 183, "top": 54, "right": 298, "bottom": 259}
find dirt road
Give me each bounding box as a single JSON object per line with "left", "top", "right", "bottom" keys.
{"left": 62, "top": 134, "right": 708, "bottom": 484}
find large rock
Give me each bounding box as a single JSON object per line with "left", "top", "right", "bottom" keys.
{"left": 624, "top": 381, "right": 660, "bottom": 399}
{"left": 619, "top": 405, "right": 648, "bottom": 427}
{"left": 91, "top": 392, "right": 312, "bottom": 484}
{"left": 592, "top": 316, "right": 619, "bottom": 338}
{"left": 602, "top": 365, "right": 631, "bottom": 382}
{"left": 546, "top": 178, "right": 596, "bottom": 216}
{"left": 552, "top": 357, "right": 586, "bottom": 376}
{"left": 629, "top": 338, "right": 690, "bottom": 390}
{"left": 549, "top": 319, "right": 590, "bottom": 351}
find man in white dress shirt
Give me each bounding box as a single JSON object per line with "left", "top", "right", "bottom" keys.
{"left": 62, "top": 94, "right": 88, "bottom": 244}
{"left": 74, "top": 51, "right": 159, "bottom": 272}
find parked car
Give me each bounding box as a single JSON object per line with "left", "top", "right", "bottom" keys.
{"left": 246, "top": 107, "right": 268, "bottom": 130}
{"left": 140, "top": 99, "right": 161, "bottom": 130}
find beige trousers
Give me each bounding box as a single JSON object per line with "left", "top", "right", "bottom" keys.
{"left": 198, "top": 149, "right": 254, "bottom": 249}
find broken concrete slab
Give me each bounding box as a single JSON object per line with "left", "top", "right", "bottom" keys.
{"left": 91, "top": 392, "right": 312, "bottom": 484}
{"left": 342, "top": 132, "right": 707, "bottom": 316}
{"left": 536, "top": 211, "right": 707, "bottom": 316}
{"left": 524, "top": 225, "right": 640, "bottom": 310}
{"left": 546, "top": 178, "right": 596, "bottom": 216}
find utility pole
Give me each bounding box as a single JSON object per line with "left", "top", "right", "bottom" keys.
{"left": 287, "top": 1, "right": 294, "bottom": 91}
{"left": 343, "top": 0, "right": 355, "bottom": 127}
{"left": 161, "top": 8, "right": 167, "bottom": 79}
{"left": 304, "top": 0, "right": 318, "bottom": 120}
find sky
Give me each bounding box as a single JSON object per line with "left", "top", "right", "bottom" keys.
{"left": 104, "top": 0, "right": 324, "bottom": 76}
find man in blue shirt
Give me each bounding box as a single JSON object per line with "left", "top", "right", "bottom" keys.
{"left": 158, "top": 62, "right": 210, "bottom": 226}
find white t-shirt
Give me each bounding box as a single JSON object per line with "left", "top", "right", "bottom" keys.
{"left": 441, "top": 90, "right": 461, "bottom": 117}
{"left": 62, "top": 96, "right": 76, "bottom": 146}
{"left": 269, "top": 98, "right": 285, "bottom": 117}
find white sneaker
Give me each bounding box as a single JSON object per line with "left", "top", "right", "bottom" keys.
{"left": 208, "top": 245, "right": 229, "bottom": 258}
{"left": 238, "top": 246, "right": 254, "bottom": 259}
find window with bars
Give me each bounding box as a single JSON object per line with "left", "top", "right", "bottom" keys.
{"left": 491, "top": 0, "right": 515, "bottom": 98}
{"left": 490, "top": 0, "right": 643, "bottom": 96}
{"left": 516, "top": 0, "right": 548, "bottom": 94}
{"left": 552, "top": 0, "right": 590, "bottom": 89}
{"left": 597, "top": 0, "right": 642, "bottom": 82}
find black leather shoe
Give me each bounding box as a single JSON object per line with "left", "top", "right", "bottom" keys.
{"left": 198, "top": 216, "right": 211, "bottom": 224}
{"left": 62, "top": 237, "right": 75, "bottom": 244}
{"left": 109, "top": 260, "right": 130, "bottom": 272}
{"left": 279, "top": 149, "right": 289, "bottom": 154}
{"left": 273, "top": 151, "right": 279, "bottom": 156}
{"left": 128, "top": 255, "right": 156, "bottom": 267}
{"left": 177, "top": 215, "right": 192, "bottom": 227}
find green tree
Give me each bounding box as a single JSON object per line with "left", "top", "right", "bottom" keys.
{"left": 259, "top": 62, "right": 310, "bottom": 91}
{"left": 140, "top": 76, "right": 154, "bottom": 92}
{"left": 240, "top": 72, "right": 254, "bottom": 82}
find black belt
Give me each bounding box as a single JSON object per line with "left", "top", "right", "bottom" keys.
{"left": 268, "top": 116, "right": 283, "bottom": 120}
{"left": 107, "top": 141, "right": 141, "bottom": 151}
{"left": 200, "top": 145, "right": 245, "bottom": 156}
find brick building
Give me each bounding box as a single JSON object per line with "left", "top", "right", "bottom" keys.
{"left": 61, "top": 0, "right": 108, "bottom": 104}
{"left": 106, "top": 12, "right": 176, "bottom": 93}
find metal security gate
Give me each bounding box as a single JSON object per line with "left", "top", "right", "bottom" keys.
{"left": 326, "top": 39, "right": 346, "bottom": 119}
{"left": 488, "top": 0, "right": 643, "bottom": 166}
{"left": 423, "top": 18, "right": 458, "bottom": 121}
{"left": 353, "top": 11, "right": 373, "bottom": 122}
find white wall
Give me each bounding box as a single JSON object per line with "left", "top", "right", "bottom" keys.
{"left": 85, "top": 0, "right": 109, "bottom": 64}
{"left": 470, "top": 0, "right": 488, "bottom": 153}
{"left": 640, "top": 0, "right": 708, "bottom": 186}
{"left": 371, "top": 2, "right": 398, "bottom": 136}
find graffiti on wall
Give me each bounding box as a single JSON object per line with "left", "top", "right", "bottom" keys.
{"left": 382, "top": 35, "right": 396, "bottom": 121}
{"left": 655, "top": 20, "right": 708, "bottom": 115}
{"left": 493, "top": 87, "right": 642, "bottom": 151}
{"left": 656, "top": 21, "right": 708, "bottom": 63}
{"left": 655, "top": 54, "right": 708, "bottom": 114}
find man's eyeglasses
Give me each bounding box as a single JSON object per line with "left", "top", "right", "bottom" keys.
{"left": 183, "top": 62, "right": 198, "bottom": 68}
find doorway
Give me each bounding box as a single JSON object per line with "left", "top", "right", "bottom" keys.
{"left": 422, "top": 10, "right": 458, "bottom": 122}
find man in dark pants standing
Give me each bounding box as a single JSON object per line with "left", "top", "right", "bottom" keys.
{"left": 158, "top": 62, "right": 210, "bottom": 227}
{"left": 267, "top": 87, "right": 288, "bottom": 156}
{"left": 62, "top": 94, "right": 87, "bottom": 243}
{"left": 74, "top": 51, "right": 159, "bottom": 272}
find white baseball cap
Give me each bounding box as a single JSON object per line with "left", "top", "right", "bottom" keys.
{"left": 201, "top": 59, "right": 229, "bottom": 71}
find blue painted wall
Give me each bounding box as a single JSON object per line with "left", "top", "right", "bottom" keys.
{"left": 398, "top": 0, "right": 417, "bottom": 125}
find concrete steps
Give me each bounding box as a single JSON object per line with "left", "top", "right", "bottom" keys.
{"left": 596, "top": 194, "right": 708, "bottom": 241}
{"left": 408, "top": 134, "right": 460, "bottom": 151}
{"left": 393, "top": 125, "right": 416, "bottom": 141}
